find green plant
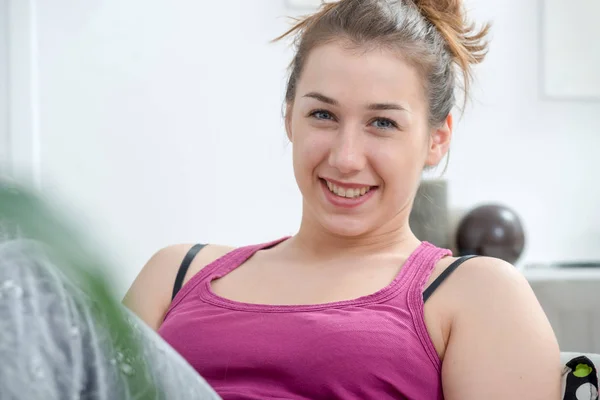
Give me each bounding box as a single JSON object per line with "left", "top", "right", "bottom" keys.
{"left": 0, "top": 179, "right": 160, "bottom": 398}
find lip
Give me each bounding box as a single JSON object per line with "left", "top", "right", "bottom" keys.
{"left": 320, "top": 178, "right": 377, "bottom": 209}
{"left": 320, "top": 177, "right": 376, "bottom": 189}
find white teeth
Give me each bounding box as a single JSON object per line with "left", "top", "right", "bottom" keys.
{"left": 325, "top": 181, "right": 371, "bottom": 199}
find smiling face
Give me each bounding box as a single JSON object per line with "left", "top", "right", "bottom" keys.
{"left": 286, "top": 41, "right": 452, "bottom": 238}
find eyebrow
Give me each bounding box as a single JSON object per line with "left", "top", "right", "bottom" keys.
{"left": 303, "top": 91, "right": 408, "bottom": 112}
{"left": 303, "top": 92, "right": 339, "bottom": 106}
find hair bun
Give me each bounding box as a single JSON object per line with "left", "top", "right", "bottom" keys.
{"left": 413, "top": 0, "right": 490, "bottom": 93}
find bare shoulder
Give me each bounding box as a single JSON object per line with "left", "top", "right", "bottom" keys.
{"left": 447, "top": 256, "right": 533, "bottom": 306}
{"left": 178, "top": 243, "right": 236, "bottom": 285}
{"left": 436, "top": 256, "right": 561, "bottom": 399}
{"left": 424, "top": 255, "right": 529, "bottom": 353}
{"left": 122, "top": 243, "right": 235, "bottom": 330}
{"left": 427, "top": 255, "right": 531, "bottom": 305}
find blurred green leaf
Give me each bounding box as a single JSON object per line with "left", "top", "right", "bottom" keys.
{"left": 0, "top": 178, "right": 159, "bottom": 398}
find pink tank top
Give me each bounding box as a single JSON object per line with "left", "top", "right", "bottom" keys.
{"left": 159, "top": 238, "right": 452, "bottom": 400}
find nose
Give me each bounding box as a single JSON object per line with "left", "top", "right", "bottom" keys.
{"left": 328, "top": 127, "right": 366, "bottom": 174}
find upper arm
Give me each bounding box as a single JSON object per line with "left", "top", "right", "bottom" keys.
{"left": 441, "top": 258, "right": 562, "bottom": 400}
{"left": 122, "top": 243, "right": 233, "bottom": 330}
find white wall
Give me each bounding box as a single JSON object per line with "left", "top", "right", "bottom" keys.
{"left": 6, "top": 0, "right": 40, "bottom": 186}
{"left": 7, "top": 0, "right": 600, "bottom": 295}
{"left": 0, "top": 0, "right": 9, "bottom": 174}
{"left": 448, "top": 0, "right": 600, "bottom": 266}
{"left": 12, "top": 0, "right": 300, "bottom": 294}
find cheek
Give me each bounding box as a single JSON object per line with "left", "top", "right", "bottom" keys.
{"left": 370, "top": 137, "right": 427, "bottom": 184}
{"left": 292, "top": 124, "right": 331, "bottom": 172}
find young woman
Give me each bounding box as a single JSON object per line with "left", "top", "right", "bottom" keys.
{"left": 124, "top": 0, "right": 562, "bottom": 398}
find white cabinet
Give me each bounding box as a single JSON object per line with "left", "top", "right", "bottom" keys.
{"left": 525, "top": 268, "right": 600, "bottom": 353}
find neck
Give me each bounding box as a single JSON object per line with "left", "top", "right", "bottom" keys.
{"left": 288, "top": 208, "right": 421, "bottom": 260}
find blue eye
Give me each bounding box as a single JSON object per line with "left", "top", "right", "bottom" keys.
{"left": 371, "top": 118, "right": 397, "bottom": 130}
{"left": 310, "top": 110, "right": 334, "bottom": 121}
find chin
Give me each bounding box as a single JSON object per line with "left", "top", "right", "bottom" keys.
{"left": 319, "top": 214, "right": 373, "bottom": 238}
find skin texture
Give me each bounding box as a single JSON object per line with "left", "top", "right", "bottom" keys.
{"left": 124, "top": 41, "right": 562, "bottom": 399}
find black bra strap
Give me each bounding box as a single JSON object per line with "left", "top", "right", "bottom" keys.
{"left": 172, "top": 244, "right": 206, "bottom": 300}
{"left": 423, "top": 255, "right": 478, "bottom": 303}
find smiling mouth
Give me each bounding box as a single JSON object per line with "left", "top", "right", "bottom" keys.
{"left": 321, "top": 178, "right": 376, "bottom": 199}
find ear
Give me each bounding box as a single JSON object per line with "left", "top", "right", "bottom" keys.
{"left": 425, "top": 113, "right": 453, "bottom": 167}
{"left": 285, "top": 103, "right": 293, "bottom": 142}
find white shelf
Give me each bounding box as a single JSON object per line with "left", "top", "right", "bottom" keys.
{"left": 523, "top": 267, "right": 600, "bottom": 282}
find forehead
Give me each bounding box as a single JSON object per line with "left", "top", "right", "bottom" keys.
{"left": 297, "top": 41, "right": 426, "bottom": 107}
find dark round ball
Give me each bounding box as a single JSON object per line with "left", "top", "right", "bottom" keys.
{"left": 456, "top": 204, "right": 526, "bottom": 264}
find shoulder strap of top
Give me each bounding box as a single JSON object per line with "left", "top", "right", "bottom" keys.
{"left": 172, "top": 244, "right": 206, "bottom": 300}
{"left": 422, "top": 255, "right": 479, "bottom": 303}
